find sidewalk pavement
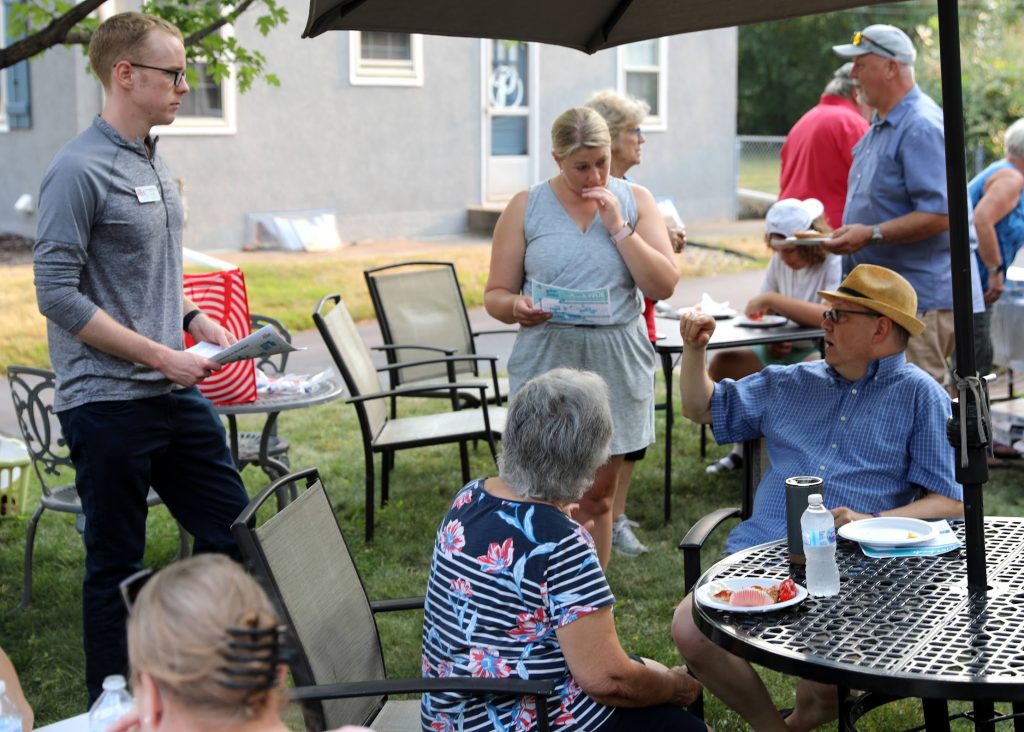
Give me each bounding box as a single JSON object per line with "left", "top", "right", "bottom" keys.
{"left": 0, "top": 267, "right": 765, "bottom": 439}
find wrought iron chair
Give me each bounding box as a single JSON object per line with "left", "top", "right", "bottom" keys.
{"left": 313, "top": 293, "right": 506, "bottom": 541}
{"left": 232, "top": 468, "right": 554, "bottom": 731}
{"left": 7, "top": 366, "right": 190, "bottom": 613}
{"left": 230, "top": 313, "right": 292, "bottom": 475}
{"left": 363, "top": 261, "right": 514, "bottom": 410}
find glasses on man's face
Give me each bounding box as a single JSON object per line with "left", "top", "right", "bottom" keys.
{"left": 823, "top": 307, "right": 883, "bottom": 324}
{"left": 119, "top": 568, "right": 154, "bottom": 613}
{"left": 126, "top": 61, "right": 187, "bottom": 88}
{"left": 851, "top": 31, "right": 898, "bottom": 59}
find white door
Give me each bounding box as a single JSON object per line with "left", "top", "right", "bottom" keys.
{"left": 483, "top": 40, "right": 536, "bottom": 202}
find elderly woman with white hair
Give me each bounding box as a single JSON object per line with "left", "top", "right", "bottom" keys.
{"left": 420, "top": 368, "right": 708, "bottom": 732}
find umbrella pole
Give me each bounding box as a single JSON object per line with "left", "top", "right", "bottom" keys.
{"left": 937, "top": 0, "right": 989, "bottom": 593}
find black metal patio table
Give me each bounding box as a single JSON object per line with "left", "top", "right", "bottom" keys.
{"left": 692, "top": 518, "right": 1024, "bottom": 731}
{"left": 653, "top": 315, "right": 825, "bottom": 521}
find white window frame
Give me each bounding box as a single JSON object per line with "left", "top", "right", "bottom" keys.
{"left": 152, "top": 29, "right": 237, "bottom": 136}
{"left": 349, "top": 31, "right": 423, "bottom": 87}
{"left": 617, "top": 38, "right": 668, "bottom": 131}
{"left": 0, "top": 7, "right": 9, "bottom": 133}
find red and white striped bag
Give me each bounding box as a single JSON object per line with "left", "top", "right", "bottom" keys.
{"left": 182, "top": 268, "right": 257, "bottom": 405}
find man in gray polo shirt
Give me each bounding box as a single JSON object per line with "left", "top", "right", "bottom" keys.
{"left": 33, "top": 12, "right": 249, "bottom": 704}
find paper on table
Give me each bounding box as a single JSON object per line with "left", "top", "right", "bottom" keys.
{"left": 859, "top": 520, "right": 961, "bottom": 558}
{"left": 187, "top": 324, "right": 301, "bottom": 366}
{"left": 532, "top": 280, "right": 613, "bottom": 325}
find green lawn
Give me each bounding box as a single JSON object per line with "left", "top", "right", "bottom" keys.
{"left": 0, "top": 376, "right": 1021, "bottom": 730}
{"left": 738, "top": 150, "right": 782, "bottom": 195}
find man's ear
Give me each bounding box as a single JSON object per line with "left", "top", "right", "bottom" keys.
{"left": 111, "top": 60, "right": 134, "bottom": 90}
{"left": 873, "top": 315, "right": 893, "bottom": 343}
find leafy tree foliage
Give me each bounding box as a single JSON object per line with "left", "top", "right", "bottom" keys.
{"left": 0, "top": 0, "right": 286, "bottom": 91}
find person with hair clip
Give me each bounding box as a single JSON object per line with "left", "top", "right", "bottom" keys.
{"left": 485, "top": 107, "right": 678, "bottom": 568}
{"left": 108, "top": 554, "right": 370, "bottom": 732}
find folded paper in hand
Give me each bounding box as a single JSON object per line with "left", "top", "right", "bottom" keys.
{"left": 187, "top": 325, "right": 301, "bottom": 365}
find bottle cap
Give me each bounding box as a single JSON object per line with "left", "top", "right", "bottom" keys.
{"left": 102, "top": 675, "right": 127, "bottom": 691}
{"left": 808, "top": 493, "right": 823, "bottom": 506}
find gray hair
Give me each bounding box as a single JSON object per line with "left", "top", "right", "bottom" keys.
{"left": 498, "top": 369, "right": 613, "bottom": 504}
{"left": 824, "top": 62, "right": 857, "bottom": 98}
{"left": 584, "top": 90, "right": 649, "bottom": 148}
{"left": 1004, "top": 118, "right": 1024, "bottom": 159}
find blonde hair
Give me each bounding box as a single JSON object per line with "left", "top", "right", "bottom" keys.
{"left": 89, "top": 12, "right": 183, "bottom": 90}
{"left": 584, "top": 90, "right": 649, "bottom": 150}
{"left": 551, "top": 107, "right": 611, "bottom": 160}
{"left": 127, "top": 555, "right": 285, "bottom": 725}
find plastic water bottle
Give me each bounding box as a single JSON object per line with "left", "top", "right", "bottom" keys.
{"left": 0, "top": 680, "right": 22, "bottom": 732}
{"left": 88, "top": 675, "right": 134, "bottom": 732}
{"left": 800, "top": 493, "right": 839, "bottom": 596}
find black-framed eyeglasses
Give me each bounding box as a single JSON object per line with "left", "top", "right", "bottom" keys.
{"left": 125, "top": 61, "right": 187, "bottom": 88}
{"left": 119, "top": 568, "right": 154, "bottom": 612}
{"left": 851, "top": 31, "right": 898, "bottom": 59}
{"left": 823, "top": 307, "right": 883, "bottom": 324}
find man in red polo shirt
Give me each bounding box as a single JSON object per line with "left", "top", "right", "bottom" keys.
{"left": 779, "top": 63, "right": 871, "bottom": 229}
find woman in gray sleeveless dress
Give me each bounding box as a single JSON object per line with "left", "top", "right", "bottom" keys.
{"left": 484, "top": 107, "right": 678, "bottom": 567}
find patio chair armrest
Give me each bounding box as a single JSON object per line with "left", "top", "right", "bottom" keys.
{"left": 678, "top": 506, "right": 741, "bottom": 594}
{"left": 373, "top": 343, "right": 458, "bottom": 356}
{"left": 346, "top": 381, "right": 489, "bottom": 404}
{"left": 374, "top": 354, "right": 497, "bottom": 375}
{"left": 369, "top": 596, "right": 425, "bottom": 613}
{"left": 472, "top": 327, "right": 518, "bottom": 338}
{"left": 290, "top": 676, "right": 556, "bottom": 702}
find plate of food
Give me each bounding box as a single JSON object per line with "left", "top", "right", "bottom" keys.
{"left": 695, "top": 577, "right": 806, "bottom": 613}
{"left": 782, "top": 231, "right": 833, "bottom": 245}
{"left": 735, "top": 314, "right": 788, "bottom": 328}
{"left": 676, "top": 305, "right": 737, "bottom": 320}
{"left": 837, "top": 517, "right": 939, "bottom": 547}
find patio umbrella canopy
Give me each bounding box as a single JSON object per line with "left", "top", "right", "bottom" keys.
{"left": 303, "top": 0, "right": 988, "bottom": 589}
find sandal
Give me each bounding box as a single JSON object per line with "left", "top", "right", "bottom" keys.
{"left": 706, "top": 453, "right": 744, "bottom": 474}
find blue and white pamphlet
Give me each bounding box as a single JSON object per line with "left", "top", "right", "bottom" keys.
{"left": 532, "top": 280, "right": 612, "bottom": 326}
{"left": 859, "top": 520, "right": 961, "bottom": 558}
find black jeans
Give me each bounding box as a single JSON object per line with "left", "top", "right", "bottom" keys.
{"left": 59, "top": 387, "right": 248, "bottom": 703}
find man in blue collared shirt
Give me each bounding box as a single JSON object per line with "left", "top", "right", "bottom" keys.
{"left": 672, "top": 264, "right": 962, "bottom": 731}
{"left": 826, "top": 25, "right": 955, "bottom": 388}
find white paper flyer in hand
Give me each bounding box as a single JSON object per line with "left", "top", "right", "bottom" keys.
{"left": 859, "top": 520, "right": 962, "bottom": 558}
{"left": 187, "top": 324, "right": 301, "bottom": 365}
{"left": 532, "top": 280, "right": 613, "bottom": 326}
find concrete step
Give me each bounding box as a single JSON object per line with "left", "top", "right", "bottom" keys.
{"left": 466, "top": 203, "right": 506, "bottom": 236}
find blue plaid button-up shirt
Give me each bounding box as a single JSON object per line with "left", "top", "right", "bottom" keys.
{"left": 711, "top": 352, "right": 960, "bottom": 553}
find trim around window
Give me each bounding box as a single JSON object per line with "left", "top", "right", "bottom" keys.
{"left": 152, "top": 63, "right": 237, "bottom": 136}
{"left": 617, "top": 39, "right": 668, "bottom": 131}
{"left": 349, "top": 31, "right": 423, "bottom": 87}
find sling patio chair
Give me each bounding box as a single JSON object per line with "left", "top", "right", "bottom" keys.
{"left": 232, "top": 467, "right": 554, "bottom": 731}
{"left": 312, "top": 292, "right": 506, "bottom": 541}
{"left": 363, "top": 261, "right": 514, "bottom": 411}
{"left": 7, "top": 365, "right": 190, "bottom": 613}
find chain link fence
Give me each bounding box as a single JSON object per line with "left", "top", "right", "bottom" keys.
{"left": 735, "top": 135, "right": 784, "bottom": 195}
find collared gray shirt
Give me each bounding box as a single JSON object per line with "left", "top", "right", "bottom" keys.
{"left": 35, "top": 116, "right": 184, "bottom": 411}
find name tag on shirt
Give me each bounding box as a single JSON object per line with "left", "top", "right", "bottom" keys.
{"left": 135, "top": 185, "right": 161, "bottom": 203}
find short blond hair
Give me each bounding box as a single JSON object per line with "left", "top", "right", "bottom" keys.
{"left": 128, "top": 555, "right": 285, "bottom": 724}
{"left": 89, "top": 12, "right": 183, "bottom": 90}
{"left": 584, "top": 90, "right": 649, "bottom": 149}
{"left": 551, "top": 107, "right": 611, "bottom": 160}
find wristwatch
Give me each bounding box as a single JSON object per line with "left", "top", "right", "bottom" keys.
{"left": 870, "top": 225, "right": 884, "bottom": 246}
{"left": 611, "top": 223, "right": 634, "bottom": 244}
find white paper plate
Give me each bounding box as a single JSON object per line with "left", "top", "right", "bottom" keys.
{"left": 782, "top": 236, "right": 832, "bottom": 245}
{"left": 695, "top": 577, "right": 807, "bottom": 613}
{"left": 837, "top": 517, "right": 939, "bottom": 547}
{"left": 676, "top": 306, "right": 737, "bottom": 320}
{"left": 735, "top": 314, "right": 788, "bottom": 328}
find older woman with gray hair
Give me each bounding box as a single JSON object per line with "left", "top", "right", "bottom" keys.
{"left": 420, "top": 368, "right": 707, "bottom": 732}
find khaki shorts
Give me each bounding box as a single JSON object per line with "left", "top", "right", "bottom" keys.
{"left": 905, "top": 309, "right": 955, "bottom": 387}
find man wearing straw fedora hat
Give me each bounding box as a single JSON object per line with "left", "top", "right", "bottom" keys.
{"left": 671, "top": 264, "right": 962, "bottom": 730}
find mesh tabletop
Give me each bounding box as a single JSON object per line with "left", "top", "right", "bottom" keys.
{"left": 693, "top": 518, "right": 1024, "bottom": 702}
